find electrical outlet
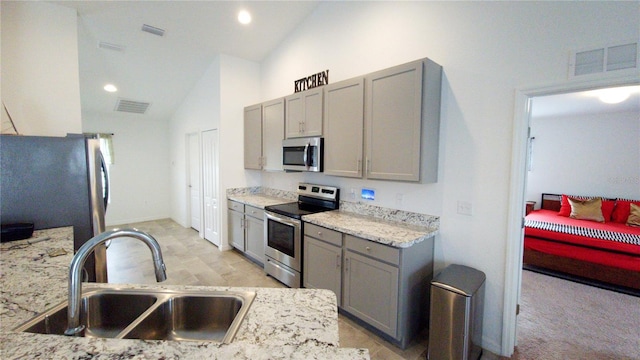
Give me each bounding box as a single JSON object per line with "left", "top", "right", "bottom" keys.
{"left": 349, "top": 188, "right": 356, "bottom": 200}
{"left": 457, "top": 201, "right": 473, "bottom": 216}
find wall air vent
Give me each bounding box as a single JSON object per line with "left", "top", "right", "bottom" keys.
{"left": 141, "top": 24, "right": 165, "bottom": 37}
{"left": 114, "top": 98, "right": 151, "bottom": 114}
{"left": 98, "top": 41, "right": 125, "bottom": 52}
{"left": 569, "top": 40, "right": 638, "bottom": 79}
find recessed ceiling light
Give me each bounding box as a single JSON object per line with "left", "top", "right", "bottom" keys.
{"left": 238, "top": 10, "right": 251, "bottom": 25}
{"left": 104, "top": 84, "right": 118, "bottom": 93}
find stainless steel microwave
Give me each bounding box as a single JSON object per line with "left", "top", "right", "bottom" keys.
{"left": 282, "top": 137, "right": 323, "bottom": 172}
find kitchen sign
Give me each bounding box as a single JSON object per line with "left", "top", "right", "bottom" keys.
{"left": 294, "top": 70, "right": 329, "bottom": 93}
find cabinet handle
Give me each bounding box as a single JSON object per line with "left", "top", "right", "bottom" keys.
{"left": 357, "top": 159, "right": 362, "bottom": 175}
{"left": 345, "top": 258, "right": 349, "bottom": 272}
{"left": 240, "top": 218, "right": 245, "bottom": 228}
{"left": 317, "top": 231, "right": 322, "bottom": 237}
{"left": 336, "top": 254, "right": 340, "bottom": 268}
{"left": 365, "top": 246, "right": 371, "bottom": 252}
{"left": 366, "top": 158, "right": 370, "bottom": 175}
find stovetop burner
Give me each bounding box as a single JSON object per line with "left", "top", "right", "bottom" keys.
{"left": 265, "top": 201, "right": 334, "bottom": 219}
{"left": 265, "top": 183, "right": 339, "bottom": 219}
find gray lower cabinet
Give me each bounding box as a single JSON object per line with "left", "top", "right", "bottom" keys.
{"left": 303, "top": 224, "right": 343, "bottom": 306}
{"left": 244, "top": 206, "right": 265, "bottom": 264}
{"left": 303, "top": 223, "right": 434, "bottom": 349}
{"left": 228, "top": 201, "right": 245, "bottom": 251}
{"left": 343, "top": 235, "right": 399, "bottom": 338}
{"left": 228, "top": 200, "right": 265, "bottom": 265}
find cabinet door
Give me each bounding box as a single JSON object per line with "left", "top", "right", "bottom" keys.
{"left": 245, "top": 215, "right": 264, "bottom": 265}
{"left": 301, "top": 87, "right": 323, "bottom": 137}
{"left": 262, "top": 98, "right": 285, "bottom": 171}
{"left": 343, "top": 250, "right": 399, "bottom": 337}
{"left": 303, "top": 236, "right": 342, "bottom": 306}
{"left": 228, "top": 209, "right": 245, "bottom": 251}
{"left": 285, "top": 92, "right": 303, "bottom": 138}
{"left": 323, "top": 78, "right": 364, "bottom": 178}
{"left": 365, "top": 60, "right": 423, "bottom": 181}
{"left": 285, "top": 88, "right": 323, "bottom": 138}
{"left": 244, "top": 104, "right": 262, "bottom": 170}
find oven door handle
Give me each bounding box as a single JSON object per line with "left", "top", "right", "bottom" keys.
{"left": 265, "top": 211, "right": 301, "bottom": 228}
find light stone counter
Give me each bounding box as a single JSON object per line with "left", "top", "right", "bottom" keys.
{"left": 226, "top": 187, "right": 439, "bottom": 248}
{"left": 303, "top": 210, "right": 438, "bottom": 248}
{"left": 0, "top": 227, "right": 368, "bottom": 359}
{"left": 227, "top": 187, "right": 296, "bottom": 208}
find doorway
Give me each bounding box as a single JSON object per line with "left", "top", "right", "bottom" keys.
{"left": 503, "top": 77, "right": 639, "bottom": 356}
{"left": 201, "top": 129, "right": 220, "bottom": 246}
{"left": 187, "top": 132, "right": 201, "bottom": 232}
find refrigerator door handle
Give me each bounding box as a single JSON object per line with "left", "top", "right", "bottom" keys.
{"left": 99, "top": 150, "right": 109, "bottom": 211}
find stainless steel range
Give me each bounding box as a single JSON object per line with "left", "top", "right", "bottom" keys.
{"left": 264, "top": 183, "right": 339, "bottom": 288}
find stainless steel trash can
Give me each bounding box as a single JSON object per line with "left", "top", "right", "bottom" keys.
{"left": 427, "top": 264, "right": 486, "bottom": 360}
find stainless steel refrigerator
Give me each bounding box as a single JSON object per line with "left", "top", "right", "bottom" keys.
{"left": 1, "top": 134, "right": 109, "bottom": 282}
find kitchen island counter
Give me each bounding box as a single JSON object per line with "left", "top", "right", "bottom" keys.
{"left": 0, "top": 227, "right": 368, "bottom": 359}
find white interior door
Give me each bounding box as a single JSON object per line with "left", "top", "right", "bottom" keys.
{"left": 187, "top": 133, "right": 201, "bottom": 232}
{"left": 202, "top": 129, "right": 220, "bottom": 246}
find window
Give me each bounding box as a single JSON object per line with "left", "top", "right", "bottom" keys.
{"left": 88, "top": 133, "right": 114, "bottom": 165}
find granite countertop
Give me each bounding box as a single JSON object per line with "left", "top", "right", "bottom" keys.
{"left": 227, "top": 193, "right": 293, "bottom": 209}
{"left": 302, "top": 211, "right": 438, "bottom": 248}
{"left": 0, "top": 227, "right": 369, "bottom": 359}
{"left": 226, "top": 187, "right": 439, "bottom": 249}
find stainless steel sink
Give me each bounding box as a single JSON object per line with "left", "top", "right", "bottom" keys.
{"left": 123, "top": 295, "right": 245, "bottom": 342}
{"left": 14, "top": 288, "right": 256, "bottom": 343}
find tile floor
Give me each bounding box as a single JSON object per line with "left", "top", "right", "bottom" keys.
{"left": 106, "top": 219, "right": 497, "bottom": 360}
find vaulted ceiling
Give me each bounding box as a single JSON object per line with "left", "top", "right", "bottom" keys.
{"left": 54, "top": 1, "right": 637, "bottom": 123}
{"left": 54, "top": 1, "right": 319, "bottom": 121}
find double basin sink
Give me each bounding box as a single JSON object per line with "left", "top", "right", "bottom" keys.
{"left": 14, "top": 288, "right": 256, "bottom": 343}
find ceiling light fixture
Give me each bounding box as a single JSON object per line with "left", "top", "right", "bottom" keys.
{"left": 586, "top": 86, "right": 638, "bottom": 104}
{"left": 104, "top": 84, "right": 118, "bottom": 93}
{"left": 238, "top": 10, "right": 252, "bottom": 25}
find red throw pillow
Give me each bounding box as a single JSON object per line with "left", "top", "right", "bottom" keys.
{"left": 601, "top": 199, "right": 616, "bottom": 222}
{"left": 558, "top": 194, "right": 573, "bottom": 217}
{"left": 611, "top": 199, "right": 640, "bottom": 223}
{"left": 558, "top": 194, "right": 616, "bottom": 222}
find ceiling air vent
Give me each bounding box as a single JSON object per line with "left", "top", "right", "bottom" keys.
{"left": 114, "top": 98, "right": 151, "bottom": 114}
{"left": 569, "top": 40, "right": 638, "bottom": 79}
{"left": 98, "top": 41, "right": 125, "bottom": 52}
{"left": 141, "top": 24, "right": 165, "bottom": 37}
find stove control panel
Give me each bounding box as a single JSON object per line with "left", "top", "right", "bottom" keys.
{"left": 297, "top": 183, "right": 339, "bottom": 201}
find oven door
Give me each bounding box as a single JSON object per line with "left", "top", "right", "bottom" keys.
{"left": 264, "top": 211, "right": 302, "bottom": 272}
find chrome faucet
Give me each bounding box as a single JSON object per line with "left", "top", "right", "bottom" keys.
{"left": 64, "top": 228, "right": 167, "bottom": 336}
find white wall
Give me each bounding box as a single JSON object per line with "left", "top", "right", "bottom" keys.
{"left": 0, "top": 1, "right": 82, "bottom": 136}
{"left": 257, "top": 1, "right": 640, "bottom": 355}
{"left": 170, "top": 57, "right": 221, "bottom": 228}
{"left": 169, "top": 54, "right": 261, "bottom": 249}
{"left": 527, "top": 110, "right": 640, "bottom": 203}
{"left": 83, "top": 114, "right": 171, "bottom": 226}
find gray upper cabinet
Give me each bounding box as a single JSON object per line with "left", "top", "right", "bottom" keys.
{"left": 285, "top": 87, "right": 323, "bottom": 138}
{"left": 364, "top": 58, "right": 442, "bottom": 182}
{"left": 243, "top": 104, "right": 262, "bottom": 170}
{"left": 323, "top": 78, "right": 365, "bottom": 178}
{"left": 262, "top": 98, "right": 285, "bottom": 171}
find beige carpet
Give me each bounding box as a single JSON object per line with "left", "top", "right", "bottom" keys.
{"left": 514, "top": 270, "right": 640, "bottom": 360}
